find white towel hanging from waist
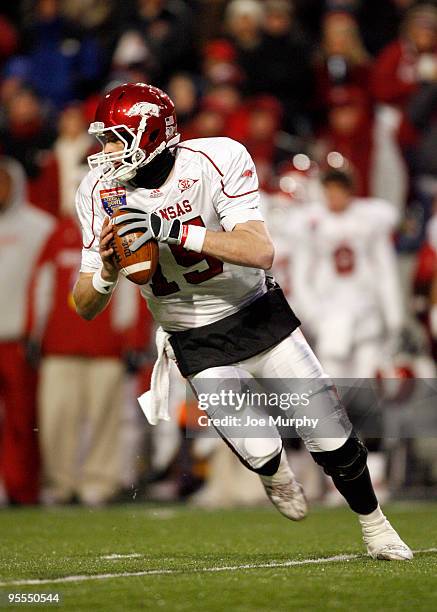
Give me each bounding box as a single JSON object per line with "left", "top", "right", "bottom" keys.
{"left": 137, "top": 326, "right": 172, "bottom": 425}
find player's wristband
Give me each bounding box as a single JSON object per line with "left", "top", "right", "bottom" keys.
{"left": 92, "top": 269, "right": 118, "bottom": 295}
{"left": 180, "top": 224, "right": 207, "bottom": 253}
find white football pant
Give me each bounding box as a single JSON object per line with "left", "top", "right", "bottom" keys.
{"left": 189, "top": 328, "right": 353, "bottom": 471}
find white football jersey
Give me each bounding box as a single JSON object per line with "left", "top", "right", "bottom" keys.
{"left": 76, "top": 137, "right": 266, "bottom": 331}
{"left": 293, "top": 198, "right": 403, "bottom": 340}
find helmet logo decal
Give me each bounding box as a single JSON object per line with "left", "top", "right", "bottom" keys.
{"left": 126, "top": 101, "right": 161, "bottom": 118}
{"left": 165, "top": 115, "right": 176, "bottom": 138}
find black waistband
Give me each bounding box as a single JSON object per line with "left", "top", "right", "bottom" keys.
{"left": 167, "top": 284, "right": 300, "bottom": 377}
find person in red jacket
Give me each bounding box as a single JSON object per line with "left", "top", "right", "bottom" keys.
{"left": 27, "top": 215, "right": 148, "bottom": 505}
{"left": 372, "top": 4, "right": 437, "bottom": 109}
{"left": 314, "top": 11, "right": 371, "bottom": 111}
{"left": 314, "top": 86, "right": 374, "bottom": 197}
{"left": 0, "top": 156, "right": 54, "bottom": 505}
{"left": 371, "top": 3, "right": 437, "bottom": 153}
{"left": 371, "top": 4, "right": 437, "bottom": 240}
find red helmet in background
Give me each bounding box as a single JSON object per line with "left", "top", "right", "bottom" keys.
{"left": 88, "top": 82, "right": 180, "bottom": 182}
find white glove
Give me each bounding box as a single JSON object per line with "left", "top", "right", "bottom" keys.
{"left": 114, "top": 207, "right": 182, "bottom": 250}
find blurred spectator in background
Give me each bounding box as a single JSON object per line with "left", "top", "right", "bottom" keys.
{"left": 115, "top": 0, "right": 197, "bottom": 86}
{"left": 0, "top": 58, "right": 32, "bottom": 112}
{"left": 201, "top": 38, "right": 242, "bottom": 88}
{"left": 0, "top": 14, "right": 18, "bottom": 68}
{"left": 314, "top": 10, "right": 371, "bottom": 112}
{"left": 372, "top": 3, "right": 437, "bottom": 111}
{"left": 313, "top": 85, "right": 375, "bottom": 197}
{"left": 110, "top": 28, "right": 156, "bottom": 86}
{"left": 371, "top": 4, "right": 437, "bottom": 227}
{"left": 357, "top": 0, "right": 416, "bottom": 57}
{"left": 293, "top": 168, "right": 403, "bottom": 378}
{"left": 39, "top": 104, "right": 93, "bottom": 217}
{"left": 224, "top": 0, "right": 264, "bottom": 62}
{"left": 241, "top": 95, "right": 284, "bottom": 187}
{"left": 0, "top": 156, "right": 54, "bottom": 505}
{"left": 232, "top": 0, "right": 314, "bottom": 135}
{"left": 259, "top": 0, "right": 314, "bottom": 131}
{"left": 20, "top": 0, "right": 102, "bottom": 108}
{"left": 166, "top": 72, "right": 199, "bottom": 135}
{"left": 396, "top": 7, "right": 437, "bottom": 250}
{"left": 184, "top": 83, "right": 244, "bottom": 140}
{"left": 203, "top": 82, "right": 242, "bottom": 120}
{"left": 53, "top": 104, "right": 91, "bottom": 216}
{"left": 183, "top": 100, "right": 227, "bottom": 139}
{"left": 18, "top": 103, "right": 92, "bottom": 218}
{"left": 0, "top": 87, "right": 57, "bottom": 212}
{"left": 27, "top": 216, "right": 143, "bottom": 506}
{"left": 61, "top": 0, "right": 114, "bottom": 32}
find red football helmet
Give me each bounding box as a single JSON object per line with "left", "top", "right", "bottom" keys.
{"left": 88, "top": 82, "right": 180, "bottom": 182}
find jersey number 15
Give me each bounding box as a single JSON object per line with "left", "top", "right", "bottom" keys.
{"left": 151, "top": 216, "right": 224, "bottom": 296}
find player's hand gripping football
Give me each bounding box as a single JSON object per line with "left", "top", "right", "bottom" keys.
{"left": 99, "top": 217, "right": 119, "bottom": 282}
{"left": 113, "top": 205, "right": 183, "bottom": 252}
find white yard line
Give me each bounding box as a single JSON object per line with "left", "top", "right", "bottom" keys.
{"left": 100, "top": 554, "right": 143, "bottom": 560}
{"left": 0, "top": 548, "right": 436, "bottom": 588}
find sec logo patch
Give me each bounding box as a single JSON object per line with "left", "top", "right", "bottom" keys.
{"left": 100, "top": 187, "right": 127, "bottom": 216}
{"left": 178, "top": 178, "right": 198, "bottom": 193}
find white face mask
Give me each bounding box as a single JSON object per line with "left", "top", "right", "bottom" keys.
{"left": 87, "top": 121, "right": 180, "bottom": 182}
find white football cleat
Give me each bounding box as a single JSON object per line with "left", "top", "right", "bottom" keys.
{"left": 360, "top": 509, "right": 413, "bottom": 560}
{"left": 259, "top": 451, "right": 308, "bottom": 521}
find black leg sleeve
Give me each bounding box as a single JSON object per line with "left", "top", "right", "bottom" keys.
{"left": 311, "top": 436, "right": 378, "bottom": 515}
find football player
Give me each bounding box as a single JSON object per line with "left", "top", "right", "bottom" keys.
{"left": 293, "top": 168, "right": 405, "bottom": 505}
{"left": 73, "top": 83, "right": 412, "bottom": 560}
{"left": 293, "top": 168, "right": 403, "bottom": 378}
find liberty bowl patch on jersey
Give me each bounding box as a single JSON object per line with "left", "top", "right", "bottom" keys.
{"left": 100, "top": 187, "right": 127, "bottom": 216}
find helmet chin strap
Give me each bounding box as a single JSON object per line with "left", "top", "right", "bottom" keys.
{"left": 113, "top": 140, "right": 167, "bottom": 183}
{"left": 127, "top": 148, "right": 176, "bottom": 189}
{"left": 113, "top": 166, "right": 138, "bottom": 182}
{"left": 115, "top": 131, "right": 180, "bottom": 186}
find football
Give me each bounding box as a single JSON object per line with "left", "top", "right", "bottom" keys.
{"left": 110, "top": 209, "right": 159, "bottom": 285}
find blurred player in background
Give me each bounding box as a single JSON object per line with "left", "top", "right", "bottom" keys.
{"left": 73, "top": 82, "right": 412, "bottom": 560}
{"left": 294, "top": 168, "right": 403, "bottom": 378}
{"left": 0, "top": 156, "right": 54, "bottom": 504}
{"left": 293, "top": 168, "right": 404, "bottom": 503}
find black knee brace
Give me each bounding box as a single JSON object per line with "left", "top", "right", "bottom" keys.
{"left": 311, "top": 436, "right": 377, "bottom": 514}
{"left": 311, "top": 436, "right": 368, "bottom": 481}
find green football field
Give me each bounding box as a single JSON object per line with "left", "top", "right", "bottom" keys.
{"left": 0, "top": 502, "right": 436, "bottom": 611}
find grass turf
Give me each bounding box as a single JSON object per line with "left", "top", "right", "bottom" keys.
{"left": 0, "top": 502, "right": 436, "bottom": 611}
